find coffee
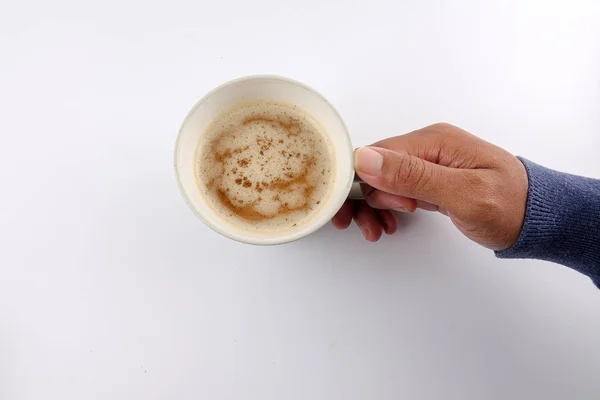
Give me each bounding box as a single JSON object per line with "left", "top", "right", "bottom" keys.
{"left": 195, "top": 100, "right": 335, "bottom": 231}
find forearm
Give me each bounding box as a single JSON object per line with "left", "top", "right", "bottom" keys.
{"left": 496, "top": 158, "right": 600, "bottom": 288}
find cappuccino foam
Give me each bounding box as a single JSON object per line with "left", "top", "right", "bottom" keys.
{"left": 195, "top": 100, "right": 334, "bottom": 231}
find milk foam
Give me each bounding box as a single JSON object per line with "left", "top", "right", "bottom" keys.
{"left": 195, "top": 100, "right": 335, "bottom": 231}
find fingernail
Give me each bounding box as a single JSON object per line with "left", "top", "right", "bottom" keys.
{"left": 361, "top": 227, "right": 371, "bottom": 240}
{"left": 355, "top": 147, "right": 383, "bottom": 176}
{"left": 393, "top": 207, "right": 409, "bottom": 213}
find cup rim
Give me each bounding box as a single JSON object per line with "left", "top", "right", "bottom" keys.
{"left": 173, "top": 74, "right": 354, "bottom": 245}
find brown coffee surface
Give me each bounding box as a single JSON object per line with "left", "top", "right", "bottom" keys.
{"left": 196, "top": 100, "right": 334, "bottom": 231}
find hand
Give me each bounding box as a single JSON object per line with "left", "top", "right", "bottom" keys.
{"left": 332, "top": 123, "right": 528, "bottom": 251}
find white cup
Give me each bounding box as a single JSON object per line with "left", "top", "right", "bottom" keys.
{"left": 174, "top": 75, "right": 359, "bottom": 245}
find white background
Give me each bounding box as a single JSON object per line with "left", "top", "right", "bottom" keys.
{"left": 1, "top": 0, "right": 600, "bottom": 399}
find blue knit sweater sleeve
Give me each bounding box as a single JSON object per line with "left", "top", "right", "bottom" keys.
{"left": 496, "top": 158, "right": 600, "bottom": 288}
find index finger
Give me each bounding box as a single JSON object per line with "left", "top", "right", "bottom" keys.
{"left": 371, "top": 123, "right": 488, "bottom": 167}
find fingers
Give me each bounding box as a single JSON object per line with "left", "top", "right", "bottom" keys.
{"left": 355, "top": 146, "right": 457, "bottom": 209}
{"left": 331, "top": 200, "right": 398, "bottom": 240}
{"left": 371, "top": 123, "right": 486, "bottom": 167}
{"left": 362, "top": 184, "right": 417, "bottom": 212}
{"left": 362, "top": 184, "right": 448, "bottom": 214}
{"left": 332, "top": 200, "right": 353, "bottom": 229}
{"left": 353, "top": 200, "right": 383, "bottom": 242}
{"left": 415, "top": 200, "right": 448, "bottom": 215}
{"left": 375, "top": 209, "right": 398, "bottom": 235}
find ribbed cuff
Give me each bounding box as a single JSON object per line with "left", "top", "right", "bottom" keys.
{"left": 496, "top": 158, "right": 600, "bottom": 288}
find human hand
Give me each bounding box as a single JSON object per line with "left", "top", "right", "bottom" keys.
{"left": 332, "top": 123, "right": 528, "bottom": 251}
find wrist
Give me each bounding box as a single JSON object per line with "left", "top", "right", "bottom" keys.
{"left": 496, "top": 158, "right": 600, "bottom": 284}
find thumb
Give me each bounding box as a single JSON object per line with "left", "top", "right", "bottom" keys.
{"left": 355, "top": 146, "right": 456, "bottom": 207}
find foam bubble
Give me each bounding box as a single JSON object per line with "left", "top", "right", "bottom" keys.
{"left": 196, "top": 100, "right": 335, "bottom": 231}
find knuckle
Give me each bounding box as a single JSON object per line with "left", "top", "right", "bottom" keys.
{"left": 365, "top": 191, "right": 386, "bottom": 209}
{"left": 391, "top": 156, "right": 427, "bottom": 189}
{"left": 364, "top": 191, "right": 380, "bottom": 208}
{"left": 415, "top": 165, "right": 435, "bottom": 193}
{"left": 430, "top": 122, "right": 468, "bottom": 141}
{"left": 430, "top": 122, "right": 454, "bottom": 131}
